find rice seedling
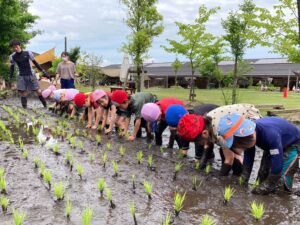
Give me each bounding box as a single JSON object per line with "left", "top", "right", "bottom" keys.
{"left": 173, "top": 192, "right": 186, "bottom": 217}
{"left": 160, "top": 146, "right": 164, "bottom": 154}
{"left": 129, "top": 201, "right": 138, "bottom": 225}
{"left": 105, "top": 188, "right": 116, "bottom": 208}
{"left": 18, "top": 136, "right": 24, "bottom": 151}
{"left": 21, "top": 149, "right": 28, "bottom": 159}
{"left": 0, "top": 168, "right": 4, "bottom": 178}
{"left": 106, "top": 142, "right": 112, "bottom": 151}
{"left": 83, "top": 130, "right": 88, "bottom": 138}
{"left": 82, "top": 206, "right": 93, "bottom": 225}
{"left": 39, "top": 161, "right": 45, "bottom": 178}
{"left": 223, "top": 186, "right": 235, "bottom": 204}
{"left": 148, "top": 143, "right": 152, "bottom": 150}
{"left": 173, "top": 162, "right": 182, "bottom": 181}
{"left": 96, "top": 134, "right": 102, "bottom": 146}
{"left": 53, "top": 143, "right": 59, "bottom": 155}
{"left": 65, "top": 195, "right": 72, "bottom": 218}
{"left": 205, "top": 164, "right": 211, "bottom": 174}
{"left": 89, "top": 153, "right": 95, "bottom": 162}
{"left": 67, "top": 134, "right": 72, "bottom": 143}
{"left": 162, "top": 212, "right": 172, "bottom": 225}
{"left": 251, "top": 201, "right": 265, "bottom": 221}
{"left": 53, "top": 181, "right": 65, "bottom": 201}
{"left": 69, "top": 160, "right": 74, "bottom": 172}
{"left": 43, "top": 170, "right": 52, "bottom": 189}
{"left": 136, "top": 151, "right": 143, "bottom": 164}
{"left": 75, "top": 129, "right": 80, "bottom": 136}
{"left": 102, "top": 152, "right": 107, "bottom": 168}
{"left": 251, "top": 180, "right": 260, "bottom": 189}
{"left": 97, "top": 178, "right": 106, "bottom": 197}
{"left": 70, "top": 137, "right": 76, "bottom": 148}
{"left": 12, "top": 208, "right": 26, "bottom": 225}
{"left": 0, "top": 177, "right": 7, "bottom": 194}
{"left": 132, "top": 174, "right": 136, "bottom": 191}
{"left": 192, "top": 175, "right": 197, "bottom": 191}
{"left": 78, "top": 140, "right": 84, "bottom": 152}
{"left": 143, "top": 180, "right": 152, "bottom": 200}
{"left": 201, "top": 214, "right": 215, "bottom": 225}
{"left": 33, "top": 157, "right": 39, "bottom": 168}
{"left": 88, "top": 134, "right": 92, "bottom": 140}
{"left": 195, "top": 161, "right": 200, "bottom": 170}
{"left": 76, "top": 164, "right": 84, "bottom": 180}
{"left": 119, "top": 145, "right": 125, "bottom": 157}
{"left": 112, "top": 160, "right": 119, "bottom": 177}
{"left": 65, "top": 150, "right": 73, "bottom": 165}
{"left": 0, "top": 195, "right": 9, "bottom": 211}
{"left": 147, "top": 155, "right": 153, "bottom": 169}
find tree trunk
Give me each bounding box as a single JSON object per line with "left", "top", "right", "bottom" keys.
{"left": 175, "top": 71, "right": 178, "bottom": 86}
{"left": 232, "top": 56, "right": 238, "bottom": 104}
{"left": 136, "top": 65, "right": 141, "bottom": 92}
{"left": 189, "top": 60, "right": 195, "bottom": 101}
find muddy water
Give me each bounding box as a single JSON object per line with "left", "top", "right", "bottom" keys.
{"left": 0, "top": 97, "right": 300, "bottom": 225}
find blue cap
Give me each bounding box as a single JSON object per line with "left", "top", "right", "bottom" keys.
{"left": 165, "top": 104, "right": 188, "bottom": 127}
{"left": 218, "top": 113, "right": 256, "bottom": 148}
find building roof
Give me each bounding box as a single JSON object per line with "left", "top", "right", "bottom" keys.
{"left": 101, "top": 58, "right": 300, "bottom": 79}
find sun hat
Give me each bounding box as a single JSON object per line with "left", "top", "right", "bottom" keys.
{"left": 178, "top": 114, "right": 205, "bottom": 141}
{"left": 42, "top": 88, "right": 52, "bottom": 99}
{"left": 92, "top": 90, "right": 107, "bottom": 102}
{"left": 73, "top": 92, "right": 87, "bottom": 108}
{"left": 111, "top": 90, "right": 128, "bottom": 106}
{"left": 218, "top": 113, "right": 256, "bottom": 148}
{"left": 64, "top": 89, "right": 79, "bottom": 101}
{"left": 141, "top": 103, "right": 161, "bottom": 122}
{"left": 165, "top": 104, "right": 188, "bottom": 127}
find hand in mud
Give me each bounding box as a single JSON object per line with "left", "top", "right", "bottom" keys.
{"left": 86, "top": 124, "right": 92, "bottom": 129}
{"left": 128, "top": 135, "right": 136, "bottom": 141}
{"left": 252, "top": 173, "right": 280, "bottom": 195}
{"left": 91, "top": 125, "right": 98, "bottom": 129}
{"left": 105, "top": 128, "right": 112, "bottom": 135}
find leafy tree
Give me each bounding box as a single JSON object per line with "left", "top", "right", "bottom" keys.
{"left": 77, "top": 52, "right": 103, "bottom": 90}
{"left": 171, "top": 57, "right": 182, "bottom": 86}
{"left": 162, "top": 5, "right": 219, "bottom": 101}
{"left": 0, "top": 0, "right": 39, "bottom": 80}
{"left": 256, "top": 0, "right": 300, "bottom": 63}
{"left": 48, "top": 58, "right": 62, "bottom": 75}
{"left": 121, "top": 0, "right": 164, "bottom": 92}
{"left": 222, "top": 0, "right": 258, "bottom": 104}
{"left": 69, "top": 46, "right": 81, "bottom": 64}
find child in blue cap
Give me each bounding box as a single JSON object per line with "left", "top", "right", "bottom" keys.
{"left": 218, "top": 114, "right": 300, "bottom": 195}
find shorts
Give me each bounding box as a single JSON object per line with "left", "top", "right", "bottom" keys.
{"left": 61, "top": 78, "right": 75, "bottom": 89}
{"left": 17, "top": 74, "right": 39, "bottom": 91}
{"left": 116, "top": 108, "right": 131, "bottom": 118}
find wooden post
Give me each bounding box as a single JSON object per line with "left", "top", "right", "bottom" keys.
{"left": 297, "top": 76, "right": 299, "bottom": 89}
{"left": 64, "top": 37, "right": 67, "bottom": 52}
{"left": 287, "top": 70, "right": 290, "bottom": 91}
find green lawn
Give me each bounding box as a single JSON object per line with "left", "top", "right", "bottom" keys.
{"left": 77, "top": 84, "right": 300, "bottom": 110}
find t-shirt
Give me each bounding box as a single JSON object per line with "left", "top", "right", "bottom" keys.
{"left": 130, "top": 92, "right": 156, "bottom": 118}
{"left": 156, "top": 98, "right": 185, "bottom": 119}
{"left": 244, "top": 117, "right": 300, "bottom": 174}
{"left": 10, "top": 51, "right": 35, "bottom": 76}
{"left": 64, "top": 89, "right": 79, "bottom": 101}
{"left": 207, "top": 104, "right": 262, "bottom": 145}
{"left": 56, "top": 61, "right": 76, "bottom": 79}
{"left": 193, "top": 104, "right": 219, "bottom": 116}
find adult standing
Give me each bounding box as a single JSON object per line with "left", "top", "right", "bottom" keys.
{"left": 56, "top": 52, "right": 77, "bottom": 89}
{"left": 9, "top": 39, "right": 49, "bottom": 108}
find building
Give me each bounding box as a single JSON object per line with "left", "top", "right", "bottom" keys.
{"left": 101, "top": 58, "right": 300, "bottom": 90}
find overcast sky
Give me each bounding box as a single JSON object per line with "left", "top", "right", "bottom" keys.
{"left": 27, "top": 0, "right": 280, "bottom": 66}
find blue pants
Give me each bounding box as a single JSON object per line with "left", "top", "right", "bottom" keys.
{"left": 281, "top": 146, "right": 299, "bottom": 191}
{"left": 61, "top": 78, "right": 75, "bottom": 89}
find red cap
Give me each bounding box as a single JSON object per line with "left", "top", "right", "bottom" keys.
{"left": 178, "top": 114, "right": 205, "bottom": 141}
{"left": 73, "top": 92, "right": 86, "bottom": 108}
{"left": 111, "top": 90, "right": 128, "bottom": 105}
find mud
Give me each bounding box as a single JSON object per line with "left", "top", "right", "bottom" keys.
{"left": 0, "top": 97, "right": 300, "bottom": 225}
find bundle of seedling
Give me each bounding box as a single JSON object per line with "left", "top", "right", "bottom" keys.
{"left": 76, "top": 164, "right": 84, "bottom": 180}
{"left": 129, "top": 202, "right": 138, "bottom": 225}
{"left": 12, "top": 208, "right": 26, "bottom": 225}
{"left": 173, "top": 162, "right": 182, "bottom": 181}
{"left": 162, "top": 212, "right": 172, "bottom": 225}
{"left": 250, "top": 201, "right": 264, "bottom": 221}
{"left": 143, "top": 180, "right": 152, "bottom": 200}
{"left": 0, "top": 195, "right": 9, "bottom": 212}
{"left": 82, "top": 206, "right": 93, "bottom": 225}
{"left": 53, "top": 181, "right": 65, "bottom": 201}
{"left": 201, "top": 214, "right": 215, "bottom": 225}
{"left": 105, "top": 188, "right": 116, "bottom": 208}
{"left": 0, "top": 120, "right": 14, "bottom": 143}
{"left": 132, "top": 174, "right": 136, "bottom": 193}
{"left": 223, "top": 186, "right": 235, "bottom": 205}
{"left": 173, "top": 192, "right": 186, "bottom": 217}
{"left": 147, "top": 155, "right": 155, "bottom": 171}
{"left": 65, "top": 195, "right": 72, "bottom": 219}
{"left": 136, "top": 151, "right": 143, "bottom": 164}
{"left": 119, "top": 145, "right": 125, "bottom": 157}
{"left": 112, "top": 160, "right": 119, "bottom": 177}
{"left": 97, "top": 178, "right": 106, "bottom": 198}
{"left": 96, "top": 134, "right": 102, "bottom": 146}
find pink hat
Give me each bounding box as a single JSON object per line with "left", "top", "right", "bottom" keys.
{"left": 48, "top": 85, "right": 56, "bottom": 92}
{"left": 64, "top": 89, "right": 79, "bottom": 101}
{"left": 92, "top": 90, "right": 107, "bottom": 102}
{"left": 141, "top": 103, "right": 161, "bottom": 122}
{"left": 42, "top": 89, "right": 52, "bottom": 99}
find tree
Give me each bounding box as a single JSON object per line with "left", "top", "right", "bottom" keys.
{"left": 256, "top": 0, "right": 300, "bottom": 63}
{"left": 222, "top": 0, "right": 258, "bottom": 104}
{"left": 69, "top": 46, "right": 81, "bottom": 64}
{"left": 121, "top": 0, "right": 164, "bottom": 92}
{"left": 171, "top": 57, "right": 182, "bottom": 86}
{"left": 0, "top": 0, "right": 39, "bottom": 80}
{"left": 48, "top": 58, "right": 62, "bottom": 75}
{"left": 77, "top": 52, "right": 103, "bottom": 90}
{"left": 162, "top": 5, "right": 219, "bottom": 101}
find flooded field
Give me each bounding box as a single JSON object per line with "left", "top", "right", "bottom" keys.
{"left": 0, "top": 97, "right": 300, "bottom": 225}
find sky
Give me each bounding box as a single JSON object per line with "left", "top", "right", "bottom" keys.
{"left": 27, "top": 0, "right": 280, "bottom": 66}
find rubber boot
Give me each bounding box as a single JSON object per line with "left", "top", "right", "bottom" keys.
{"left": 38, "top": 95, "right": 47, "bottom": 108}
{"left": 219, "top": 163, "right": 232, "bottom": 176}
{"left": 21, "top": 97, "right": 27, "bottom": 109}
{"left": 232, "top": 158, "right": 243, "bottom": 176}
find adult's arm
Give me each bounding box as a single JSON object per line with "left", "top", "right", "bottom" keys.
{"left": 9, "top": 55, "right": 15, "bottom": 80}
{"left": 29, "top": 51, "right": 48, "bottom": 77}
{"left": 106, "top": 105, "right": 117, "bottom": 134}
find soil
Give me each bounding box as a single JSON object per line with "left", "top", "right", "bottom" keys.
{"left": 0, "top": 96, "right": 300, "bottom": 225}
